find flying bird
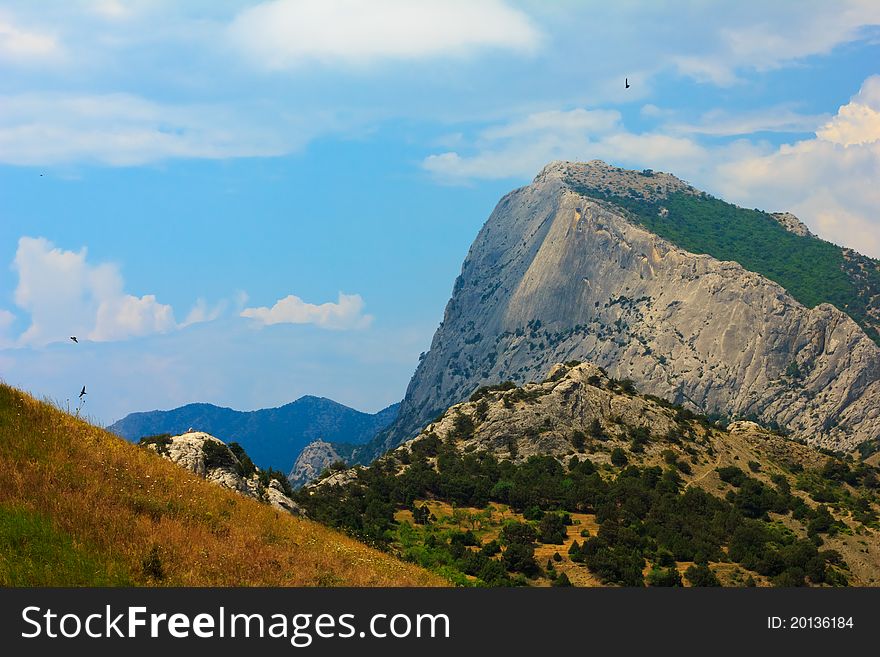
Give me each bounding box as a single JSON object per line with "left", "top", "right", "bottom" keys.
{"left": 625, "top": 78, "right": 630, "bottom": 89}
{"left": 70, "top": 336, "right": 78, "bottom": 343}
{"left": 79, "top": 386, "right": 87, "bottom": 399}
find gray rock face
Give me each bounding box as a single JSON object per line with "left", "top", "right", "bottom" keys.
{"left": 146, "top": 431, "right": 304, "bottom": 515}
{"left": 384, "top": 161, "right": 880, "bottom": 453}
{"left": 770, "top": 212, "right": 814, "bottom": 238}
{"left": 288, "top": 439, "right": 349, "bottom": 488}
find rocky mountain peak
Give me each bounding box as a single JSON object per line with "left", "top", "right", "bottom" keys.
{"left": 373, "top": 161, "right": 880, "bottom": 457}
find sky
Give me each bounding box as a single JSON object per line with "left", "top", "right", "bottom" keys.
{"left": 1, "top": 0, "right": 879, "bottom": 425}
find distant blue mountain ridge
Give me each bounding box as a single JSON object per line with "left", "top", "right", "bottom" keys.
{"left": 108, "top": 397, "right": 400, "bottom": 473}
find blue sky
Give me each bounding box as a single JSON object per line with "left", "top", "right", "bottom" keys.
{"left": 1, "top": 1, "right": 879, "bottom": 425}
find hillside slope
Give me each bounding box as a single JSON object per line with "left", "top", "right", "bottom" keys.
{"left": 0, "top": 383, "right": 439, "bottom": 587}
{"left": 299, "top": 362, "right": 880, "bottom": 587}
{"left": 375, "top": 161, "right": 880, "bottom": 457}
{"left": 109, "top": 397, "right": 399, "bottom": 472}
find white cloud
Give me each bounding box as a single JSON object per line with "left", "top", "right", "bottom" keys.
{"left": 181, "top": 298, "right": 228, "bottom": 328}
{"left": 668, "top": 106, "right": 827, "bottom": 137}
{"left": 0, "top": 92, "right": 320, "bottom": 166}
{"left": 668, "top": 1, "right": 880, "bottom": 84}
{"left": 423, "top": 107, "right": 709, "bottom": 182}
{"left": 714, "top": 75, "right": 880, "bottom": 258}
{"left": 0, "top": 17, "right": 59, "bottom": 61}
{"left": 11, "top": 236, "right": 177, "bottom": 346}
{"left": 241, "top": 292, "right": 372, "bottom": 330}
{"left": 228, "top": 0, "right": 540, "bottom": 69}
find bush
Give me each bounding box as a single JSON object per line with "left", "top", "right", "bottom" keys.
{"left": 684, "top": 564, "right": 720, "bottom": 587}
{"left": 647, "top": 566, "right": 682, "bottom": 587}
{"left": 551, "top": 572, "right": 573, "bottom": 587}
{"left": 610, "top": 448, "right": 628, "bottom": 467}
{"left": 138, "top": 434, "right": 172, "bottom": 456}
{"left": 228, "top": 442, "right": 256, "bottom": 477}
{"left": 537, "top": 513, "right": 568, "bottom": 544}
{"left": 502, "top": 542, "right": 538, "bottom": 576}
{"left": 202, "top": 440, "right": 237, "bottom": 470}
{"left": 717, "top": 466, "right": 748, "bottom": 487}
{"left": 589, "top": 418, "right": 607, "bottom": 441}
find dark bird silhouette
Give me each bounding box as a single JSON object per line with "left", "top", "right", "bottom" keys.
{"left": 79, "top": 386, "right": 87, "bottom": 399}
{"left": 625, "top": 77, "right": 630, "bottom": 89}
{"left": 70, "top": 336, "right": 78, "bottom": 343}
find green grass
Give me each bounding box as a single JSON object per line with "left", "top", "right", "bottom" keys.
{"left": 0, "top": 504, "right": 131, "bottom": 586}
{"left": 570, "top": 185, "right": 880, "bottom": 345}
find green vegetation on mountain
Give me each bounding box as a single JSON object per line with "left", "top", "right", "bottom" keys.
{"left": 297, "top": 370, "right": 880, "bottom": 587}
{"left": 569, "top": 181, "right": 880, "bottom": 345}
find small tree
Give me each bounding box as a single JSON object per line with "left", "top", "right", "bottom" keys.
{"left": 571, "top": 430, "right": 586, "bottom": 451}
{"left": 611, "top": 448, "right": 628, "bottom": 467}
{"left": 684, "top": 564, "right": 721, "bottom": 587}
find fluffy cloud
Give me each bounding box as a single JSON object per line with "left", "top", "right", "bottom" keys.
{"left": 667, "top": 1, "right": 880, "bottom": 84}
{"left": 241, "top": 292, "right": 372, "bottom": 330}
{"left": 181, "top": 298, "right": 228, "bottom": 328}
{"left": 423, "top": 108, "right": 709, "bottom": 182}
{"left": 228, "top": 0, "right": 540, "bottom": 69}
{"left": 0, "top": 93, "right": 310, "bottom": 166}
{"left": 11, "top": 236, "right": 177, "bottom": 346}
{"left": 715, "top": 75, "right": 880, "bottom": 258}
{"left": 0, "top": 17, "right": 59, "bottom": 61}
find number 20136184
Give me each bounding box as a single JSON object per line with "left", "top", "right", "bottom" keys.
{"left": 768, "top": 616, "right": 854, "bottom": 629}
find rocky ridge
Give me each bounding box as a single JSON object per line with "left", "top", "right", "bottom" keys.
{"left": 142, "top": 431, "right": 303, "bottom": 516}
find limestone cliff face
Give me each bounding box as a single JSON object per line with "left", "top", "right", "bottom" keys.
{"left": 145, "top": 431, "right": 303, "bottom": 515}
{"left": 381, "top": 161, "right": 880, "bottom": 454}
{"left": 288, "top": 439, "right": 351, "bottom": 488}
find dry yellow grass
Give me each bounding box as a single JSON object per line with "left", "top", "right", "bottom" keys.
{"left": 0, "top": 383, "right": 443, "bottom": 587}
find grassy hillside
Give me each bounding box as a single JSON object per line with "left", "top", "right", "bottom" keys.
{"left": 569, "top": 180, "right": 880, "bottom": 345}
{"left": 0, "top": 383, "right": 441, "bottom": 587}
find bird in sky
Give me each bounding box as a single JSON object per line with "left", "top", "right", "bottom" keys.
{"left": 79, "top": 386, "right": 87, "bottom": 399}
{"left": 70, "top": 336, "right": 78, "bottom": 343}
{"left": 625, "top": 77, "right": 630, "bottom": 89}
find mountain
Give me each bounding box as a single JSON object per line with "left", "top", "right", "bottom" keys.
{"left": 288, "top": 439, "right": 359, "bottom": 488}
{"left": 0, "top": 382, "right": 440, "bottom": 586}
{"left": 298, "top": 361, "right": 880, "bottom": 587}
{"left": 370, "top": 160, "right": 880, "bottom": 459}
{"left": 109, "top": 397, "right": 400, "bottom": 472}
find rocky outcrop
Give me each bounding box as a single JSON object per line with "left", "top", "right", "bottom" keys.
{"left": 313, "top": 361, "right": 822, "bottom": 489}
{"left": 378, "top": 161, "right": 880, "bottom": 455}
{"left": 144, "top": 431, "right": 304, "bottom": 515}
{"left": 288, "top": 439, "right": 353, "bottom": 488}
{"left": 771, "top": 212, "right": 814, "bottom": 238}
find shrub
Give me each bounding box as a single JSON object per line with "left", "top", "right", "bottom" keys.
{"left": 202, "top": 440, "right": 237, "bottom": 470}
{"left": 138, "top": 434, "right": 172, "bottom": 456}
{"left": 647, "top": 566, "right": 682, "bottom": 587}
{"left": 717, "top": 466, "right": 748, "bottom": 487}
{"left": 502, "top": 542, "right": 538, "bottom": 576}
{"left": 537, "top": 513, "right": 568, "bottom": 544}
{"left": 684, "top": 564, "right": 720, "bottom": 587}
{"left": 228, "top": 442, "right": 256, "bottom": 477}
{"left": 551, "top": 572, "right": 573, "bottom": 587}
{"left": 610, "top": 448, "right": 628, "bottom": 467}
